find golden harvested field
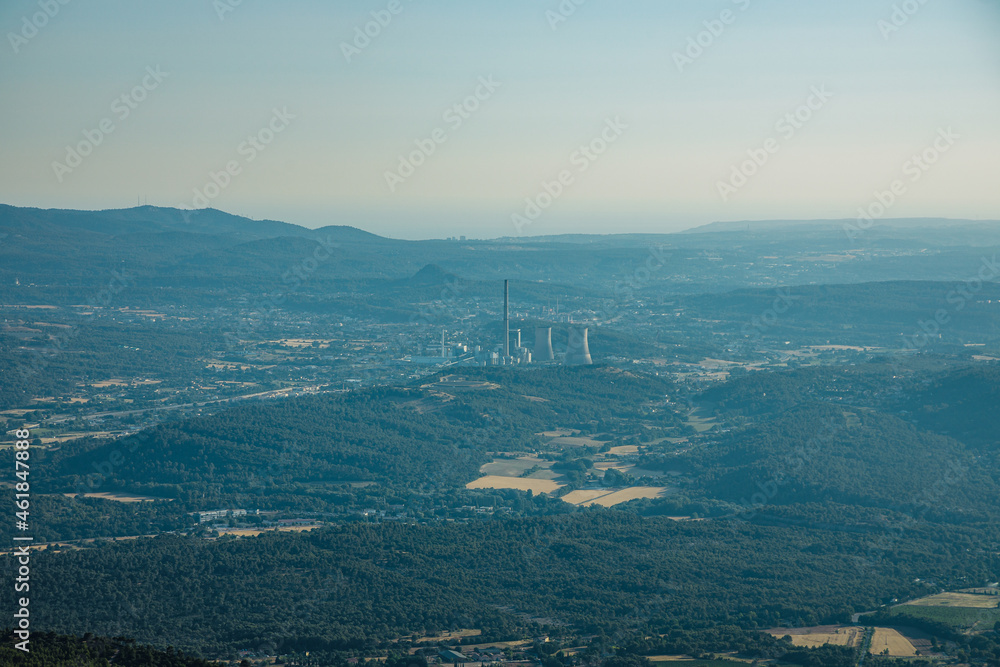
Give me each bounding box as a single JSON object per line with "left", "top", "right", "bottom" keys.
{"left": 412, "top": 629, "right": 482, "bottom": 643}
{"left": 768, "top": 626, "right": 863, "bottom": 648}
{"left": 466, "top": 476, "right": 564, "bottom": 493}
{"left": 607, "top": 445, "right": 639, "bottom": 455}
{"left": 566, "top": 486, "right": 668, "bottom": 507}
{"left": 64, "top": 492, "right": 167, "bottom": 503}
{"left": 869, "top": 628, "right": 917, "bottom": 657}
{"left": 904, "top": 592, "right": 999, "bottom": 608}
{"left": 548, "top": 435, "right": 606, "bottom": 447}
{"left": 91, "top": 379, "right": 129, "bottom": 387}
{"left": 562, "top": 489, "right": 615, "bottom": 505}
{"left": 217, "top": 525, "right": 321, "bottom": 537}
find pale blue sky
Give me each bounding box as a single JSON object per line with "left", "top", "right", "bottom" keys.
{"left": 1, "top": 0, "right": 998, "bottom": 238}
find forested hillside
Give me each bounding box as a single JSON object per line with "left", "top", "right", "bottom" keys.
{"left": 21, "top": 514, "right": 1000, "bottom": 657}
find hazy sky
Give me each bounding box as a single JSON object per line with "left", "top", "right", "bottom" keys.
{"left": 2, "top": 0, "right": 999, "bottom": 239}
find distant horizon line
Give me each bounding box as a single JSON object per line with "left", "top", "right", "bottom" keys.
{"left": 2, "top": 202, "right": 998, "bottom": 243}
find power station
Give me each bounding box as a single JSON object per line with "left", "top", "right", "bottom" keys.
{"left": 503, "top": 279, "right": 509, "bottom": 358}
{"left": 534, "top": 327, "right": 555, "bottom": 361}
{"left": 406, "top": 279, "right": 594, "bottom": 367}
{"left": 493, "top": 281, "right": 591, "bottom": 366}
{"left": 565, "top": 327, "right": 593, "bottom": 366}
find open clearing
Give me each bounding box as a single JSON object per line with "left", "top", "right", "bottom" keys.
{"left": 607, "top": 445, "right": 639, "bottom": 455}
{"left": 479, "top": 457, "right": 553, "bottom": 477}
{"left": 91, "top": 379, "right": 129, "bottom": 388}
{"left": 869, "top": 628, "right": 917, "bottom": 656}
{"left": 537, "top": 428, "right": 577, "bottom": 437}
{"left": 412, "top": 629, "right": 482, "bottom": 643}
{"left": 547, "top": 435, "right": 607, "bottom": 447}
{"left": 42, "top": 431, "right": 115, "bottom": 444}
{"left": 767, "top": 626, "right": 863, "bottom": 648}
{"left": 563, "top": 486, "right": 668, "bottom": 507}
{"left": 64, "top": 492, "right": 168, "bottom": 503}
{"left": 904, "top": 592, "right": 999, "bottom": 608}
{"left": 561, "top": 489, "right": 615, "bottom": 505}
{"left": 217, "top": 525, "right": 322, "bottom": 537}
{"left": 466, "top": 476, "right": 564, "bottom": 493}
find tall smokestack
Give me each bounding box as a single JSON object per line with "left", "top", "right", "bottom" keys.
{"left": 503, "top": 280, "right": 509, "bottom": 357}
{"left": 565, "top": 327, "right": 593, "bottom": 366}
{"left": 534, "top": 327, "right": 554, "bottom": 361}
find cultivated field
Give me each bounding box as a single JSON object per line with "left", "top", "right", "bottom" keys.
{"left": 904, "top": 592, "right": 999, "bottom": 608}
{"left": 547, "top": 435, "right": 607, "bottom": 447}
{"left": 64, "top": 492, "right": 167, "bottom": 503}
{"left": 91, "top": 379, "right": 128, "bottom": 387}
{"left": 412, "top": 628, "right": 482, "bottom": 643}
{"left": 537, "top": 428, "right": 577, "bottom": 437}
{"left": 563, "top": 486, "right": 668, "bottom": 507}
{"left": 479, "top": 457, "right": 554, "bottom": 477}
{"left": 466, "top": 476, "right": 564, "bottom": 493}
{"left": 561, "top": 489, "right": 615, "bottom": 505}
{"left": 216, "top": 525, "right": 322, "bottom": 537}
{"left": 767, "top": 626, "right": 863, "bottom": 648}
{"left": 869, "top": 628, "right": 917, "bottom": 657}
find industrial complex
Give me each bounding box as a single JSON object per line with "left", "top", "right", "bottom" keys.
{"left": 405, "top": 279, "right": 593, "bottom": 367}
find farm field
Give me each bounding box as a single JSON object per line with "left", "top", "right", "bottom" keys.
{"left": 215, "top": 525, "right": 322, "bottom": 537}
{"left": 684, "top": 408, "right": 717, "bottom": 433}
{"left": 547, "top": 435, "right": 607, "bottom": 447}
{"left": 890, "top": 602, "right": 1000, "bottom": 630}
{"left": 564, "top": 486, "right": 669, "bottom": 507}
{"left": 561, "top": 489, "right": 614, "bottom": 505}
{"left": 466, "top": 476, "right": 564, "bottom": 493}
{"left": 648, "top": 659, "right": 747, "bottom": 667}
{"left": 904, "top": 592, "right": 999, "bottom": 608}
{"left": 479, "top": 457, "right": 554, "bottom": 477}
{"left": 411, "top": 628, "right": 482, "bottom": 643}
{"left": 869, "top": 628, "right": 917, "bottom": 657}
{"left": 767, "top": 625, "right": 863, "bottom": 648}
{"left": 63, "top": 492, "right": 168, "bottom": 503}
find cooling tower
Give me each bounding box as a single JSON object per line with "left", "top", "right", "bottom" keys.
{"left": 565, "top": 327, "right": 593, "bottom": 366}
{"left": 534, "top": 327, "right": 555, "bottom": 361}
